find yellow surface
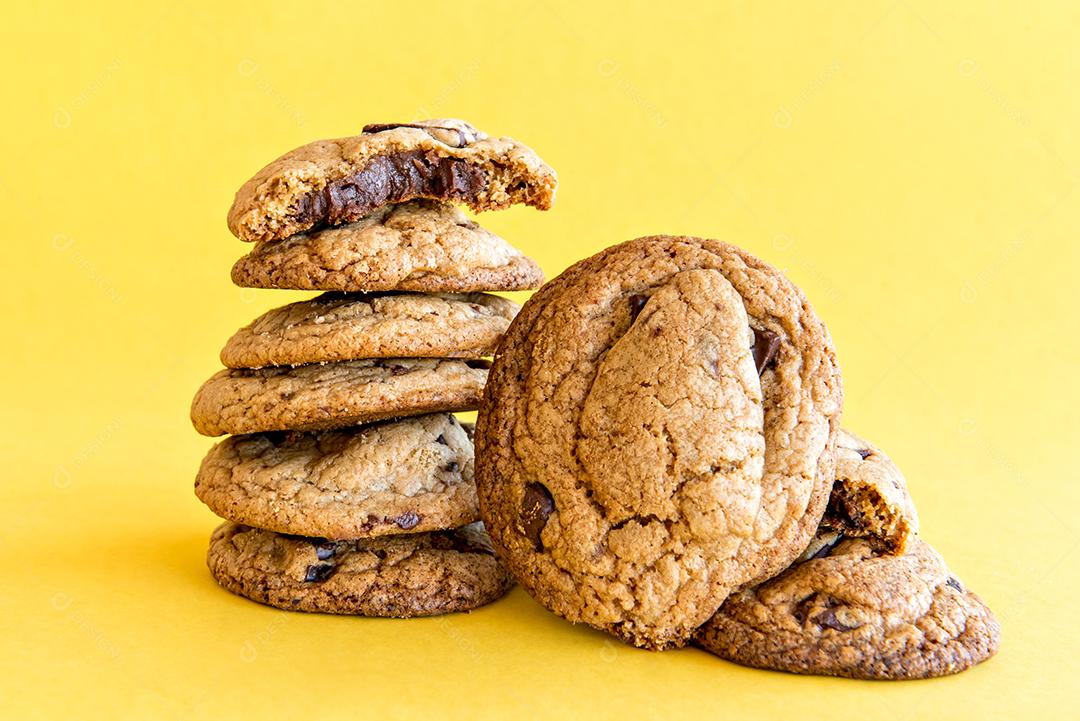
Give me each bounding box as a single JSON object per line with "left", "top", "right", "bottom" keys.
{"left": 4, "top": 1, "right": 1078, "bottom": 718}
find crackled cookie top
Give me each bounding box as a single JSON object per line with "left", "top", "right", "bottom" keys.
{"left": 227, "top": 119, "right": 557, "bottom": 243}
{"left": 191, "top": 358, "right": 489, "bottom": 436}
{"left": 475, "top": 236, "right": 843, "bottom": 649}
{"left": 230, "top": 200, "right": 544, "bottom": 293}
{"left": 207, "top": 521, "right": 513, "bottom": 616}
{"left": 823, "top": 429, "right": 919, "bottom": 553}
{"left": 195, "top": 413, "right": 477, "bottom": 539}
{"left": 694, "top": 535, "right": 1000, "bottom": 679}
{"left": 220, "top": 292, "right": 519, "bottom": 368}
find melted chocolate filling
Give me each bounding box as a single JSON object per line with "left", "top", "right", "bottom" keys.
{"left": 291, "top": 150, "right": 488, "bottom": 231}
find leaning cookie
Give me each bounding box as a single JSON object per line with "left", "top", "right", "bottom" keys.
{"left": 476, "top": 236, "right": 843, "bottom": 650}
{"left": 823, "top": 429, "right": 919, "bottom": 554}
{"left": 230, "top": 200, "right": 544, "bottom": 293}
{"left": 220, "top": 292, "right": 519, "bottom": 368}
{"left": 693, "top": 534, "right": 999, "bottom": 679}
{"left": 195, "top": 414, "right": 477, "bottom": 539}
{"left": 227, "top": 118, "right": 557, "bottom": 243}
{"left": 191, "top": 358, "right": 489, "bottom": 436}
{"left": 207, "top": 521, "right": 514, "bottom": 616}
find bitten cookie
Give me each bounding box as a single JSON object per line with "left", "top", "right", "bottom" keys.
{"left": 475, "top": 236, "right": 843, "bottom": 649}
{"left": 230, "top": 200, "right": 545, "bottom": 293}
{"left": 693, "top": 534, "right": 1000, "bottom": 679}
{"left": 823, "top": 429, "right": 919, "bottom": 554}
{"left": 191, "top": 358, "right": 489, "bottom": 436}
{"left": 220, "top": 292, "right": 519, "bottom": 368}
{"left": 227, "top": 118, "right": 557, "bottom": 243}
{"left": 195, "top": 413, "right": 477, "bottom": 539}
{"left": 207, "top": 521, "right": 514, "bottom": 616}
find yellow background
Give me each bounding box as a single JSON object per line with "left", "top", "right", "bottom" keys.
{"left": 4, "top": 1, "right": 1078, "bottom": 718}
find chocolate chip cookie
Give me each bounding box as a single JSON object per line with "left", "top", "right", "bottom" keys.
{"left": 207, "top": 521, "right": 514, "bottom": 616}
{"left": 823, "top": 429, "right": 919, "bottom": 554}
{"left": 191, "top": 358, "right": 489, "bottom": 436}
{"left": 230, "top": 200, "right": 545, "bottom": 293}
{"left": 476, "top": 236, "right": 843, "bottom": 649}
{"left": 195, "top": 413, "right": 477, "bottom": 539}
{"left": 220, "top": 292, "right": 519, "bottom": 369}
{"left": 227, "top": 119, "right": 557, "bottom": 243}
{"left": 693, "top": 534, "right": 999, "bottom": 679}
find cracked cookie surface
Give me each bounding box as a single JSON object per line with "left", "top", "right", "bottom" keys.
{"left": 195, "top": 413, "right": 477, "bottom": 539}
{"left": 191, "top": 358, "right": 489, "bottom": 436}
{"left": 693, "top": 535, "right": 999, "bottom": 679}
{"left": 823, "top": 429, "right": 919, "bottom": 554}
{"left": 220, "top": 292, "right": 519, "bottom": 368}
{"left": 475, "top": 236, "right": 842, "bottom": 649}
{"left": 227, "top": 118, "right": 557, "bottom": 243}
{"left": 207, "top": 521, "right": 514, "bottom": 616}
{"left": 230, "top": 200, "right": 544, "bottom": 293}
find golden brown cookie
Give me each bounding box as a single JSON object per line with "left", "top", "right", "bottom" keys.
{"left": 475, "top": 236, "right": 843, "bottom": 649}
{"left": 206, "top": 521, "right": 514, "bottom": 616}
{"left": 190, "top": 358, "right": 489, "bottom": 436}
{"left": 195, "top": 414, "right": 477, "bottom": 539}
{"left": 227, "top": 119, "right": 557, "bottom": 243}
{"left": 823, "top": 429, "right": 920, "bottom": 554}
{"left": 230, "top": 200, "right": 544, "bottom": 293}
{"left": 693, "top": 535, "right": 999, "bottom": 679}
{"left": 220, "top": 292, "right": 519, "bottom": 368}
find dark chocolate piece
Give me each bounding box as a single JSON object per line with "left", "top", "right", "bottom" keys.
{"left": 751, "top": 328, "right": 781, "bottom": 375}
{"left": 628, "top": 293, "right": 650, "bottom": 321}
{"left": 814, "top": 607, "right": 861, "bottom": 632}
{"left": 291, "top": 150, "right": 488, "bottom": 232}
{"left": 303, "top": 563, "right": 335, "bottom": 582}
{"left": 394, "top": 512, "right": 421, "bottom": 530}
{"left": 519, "top": 483, "right": 555, "bottom": 551}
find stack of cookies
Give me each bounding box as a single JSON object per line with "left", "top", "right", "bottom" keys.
{"left": 190, "top": 119, "right": 556, "bottom": 617}
{"left": 476, "top": 236, "right": 999, "bottom": 679}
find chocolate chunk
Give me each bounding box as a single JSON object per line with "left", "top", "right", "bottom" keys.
{"left": 856, "top": 447, "right": 872, "bottom": 460}
{"left": 792, "top": 595, "right": 816, "bottom": 625}
{"left": 303, "top": 563, "right": 335, "bottom": 583}
{"left": 946, "top": 576, "right": 964, "bottom": 592}
{"left": 825, "top": 491, "right": 857, "bottom": 528}
{"left": 751, "top": 328, "right": 781, "bottom": 375}
{"left": 394, "top": 512, "right": 420, "bottom": 530}
{"left": 813, "top": 607, "right": 861, "bottom": 632}
{"left": 628, "top": 294, "right": 649, "bottom": 321}
{"left": 445, "top": 461, "right": 460, "bottom": 473}
{"left": 519, "top": 482, "right": 555, "bottom": 551}
{"left": 435, "top": 434, "right": 448, "bottom": 446}
{"left": 291, "top": 150, "right": 487, "bottom": 231}
{"left": 385, "top": 363, "right": 409, "bottom": 376}
{"left": 313, "top": 541, "right": 337, "bottom": 560}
